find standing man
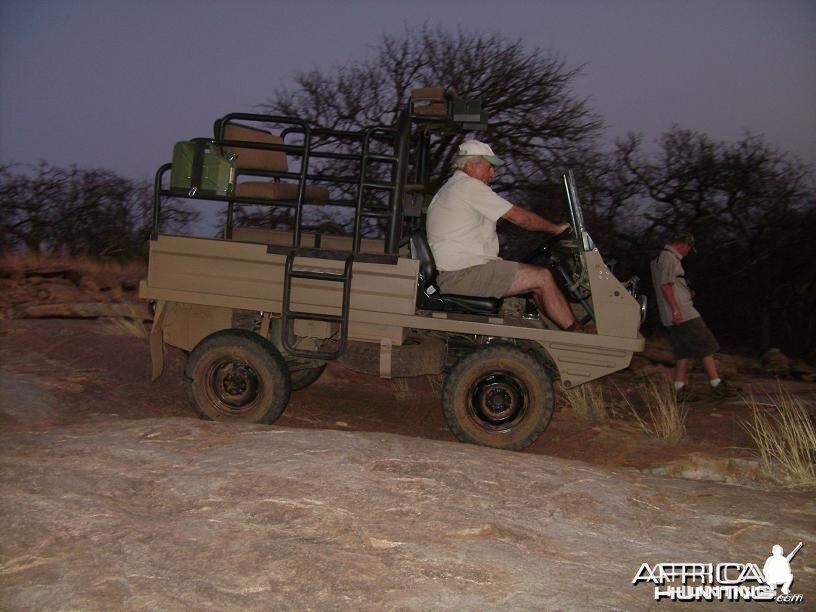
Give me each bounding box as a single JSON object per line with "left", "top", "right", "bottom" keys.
{"left": 650, "top": 231, "right": 739, "bottom": 401}
{"left": 426, "top": 139, "right": 582, "bottom": 332}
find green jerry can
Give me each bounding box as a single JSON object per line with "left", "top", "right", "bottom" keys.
{"left": 170, "top": 139, "right": 236, "bottom": 197}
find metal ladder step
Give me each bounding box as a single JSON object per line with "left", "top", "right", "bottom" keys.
{"left": 285, "top": 311, "right": 344, "bottom": 324}
{"left": 280, "top": 249, "right": 354, "bottom": 360}
{"left": 287, "top": 268, "right": 347, "bottom": 282}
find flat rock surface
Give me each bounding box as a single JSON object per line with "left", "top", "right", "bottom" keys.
{"left": 2, "top": 310, "right": 815, "bottom": 610}
{"left": 1, "top": 372, "right": 815, "bottom": 610}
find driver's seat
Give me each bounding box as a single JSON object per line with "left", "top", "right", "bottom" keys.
{"left": 409, "top": 230, "right": 501, "bottom": 315}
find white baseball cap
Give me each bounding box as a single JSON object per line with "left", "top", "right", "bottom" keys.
{"left": 458, "top": 139, "right": 504, "bottom": 166}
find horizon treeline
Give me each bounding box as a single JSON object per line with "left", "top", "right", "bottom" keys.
{"left": 1, "top": 26, "right": 814, "bottom": 358}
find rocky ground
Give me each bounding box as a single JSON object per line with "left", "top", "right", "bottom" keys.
{"left": 1, "top": 259, "right": 815, "bottom": 610}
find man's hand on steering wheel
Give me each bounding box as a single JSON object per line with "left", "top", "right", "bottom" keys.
{"left": 553, "top": 223, "right": 572, "bottom": 237}
{"left": 522, "top": 223, "right": 574, "bottom": 264}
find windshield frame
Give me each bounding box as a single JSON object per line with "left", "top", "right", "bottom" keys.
{"left": 563, "top": 170, "right": 595, "bottom": 252}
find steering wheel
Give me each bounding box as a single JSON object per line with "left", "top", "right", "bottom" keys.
{"left": 521, "top": 225, "right": 593, "bottom": 303}
{"left": 520, "top": 225, "right": 574, "bottom": 264}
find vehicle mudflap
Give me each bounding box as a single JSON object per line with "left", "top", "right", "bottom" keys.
{"left": 149, "top": 300, "right": 167, "bottom": 381}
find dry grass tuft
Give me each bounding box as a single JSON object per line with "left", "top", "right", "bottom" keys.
{"left": 101, "top": 310, "right": 149, "bottom": 338}
{"left": 560, "top": 382, "right": 607, "bottom": 422}
{"left": 0, "top": 252, "right": 144, "bottom": 277}
{"left": 620, "top": 377, "right": 687, "bottom": 443}
{"left": 741, "top": 385, "right": 816, "bottom": 487}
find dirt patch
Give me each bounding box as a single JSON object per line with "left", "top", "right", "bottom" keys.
{"left": 3, "top": 317, "right": 815, "bottom": 484}
{"left": 2, "top": 256, "right": 814, "bottom": 484}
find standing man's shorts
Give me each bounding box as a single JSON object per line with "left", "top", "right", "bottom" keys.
{"left": 667, "top": 317, "right": 720, "bottom": 360}
{"left": 437, "top": 260, "right": 519, "bottom": 298}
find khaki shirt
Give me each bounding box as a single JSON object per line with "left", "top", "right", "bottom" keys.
{"left": 426, "top": 171, "right": 512, "bottom": 271}
{"left": 650, "top": 245, "right": 700, "bottom": 326}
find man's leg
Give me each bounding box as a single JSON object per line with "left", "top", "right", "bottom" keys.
{"left": 672, "top": 357, "right": 702, "bottom": 401}
{"left": 702, "top": 354, "right": 720, "bottom": 382}
{"left": 668, "top": 322, "right": 703, "bottom": 400}
{"left": 703, "top": 353, "right": 741, "bottom": 398}
{"left": 507, "top": 263, "right": 575, "bottom": 330}
{"left": 675, "top": 358, "right": 690, "bottom": 387}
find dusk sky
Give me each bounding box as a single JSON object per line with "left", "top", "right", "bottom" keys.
{"left": 1, "top": 0, "right": 814, "bottom": 185}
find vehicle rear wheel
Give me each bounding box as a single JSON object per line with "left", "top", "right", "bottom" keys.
{"left": 442, "top": 345, "right": 554, "bottom": 451}
{"left": 185, "top": 329, "right": 291, "bottom": 424}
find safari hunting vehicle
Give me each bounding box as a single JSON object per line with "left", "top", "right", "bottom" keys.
{"left": 140, "top": 88, "right": 645, "bottom": 451}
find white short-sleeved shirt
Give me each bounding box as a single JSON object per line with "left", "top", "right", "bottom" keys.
{"left": 650, "top": 245, "right": 700, "bottom": 326}
{"left": 426, "top": 170, "right": 513, "bottom": 271}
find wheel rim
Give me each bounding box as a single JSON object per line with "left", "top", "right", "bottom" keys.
{"left": 468, "top": 371, "right": 528, "bottom": 432}
{"left": 206, "top": 358, "right": 261, "bottom": 416}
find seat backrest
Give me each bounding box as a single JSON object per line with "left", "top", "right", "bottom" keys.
{"left": 411, "top": 87, "right": 447, "bottom": 117}
{"left": 222, "top": 124, "right": 288, "bottom": 172}
{"left": 409, "top": 230, "right": 437, "bottom": 290}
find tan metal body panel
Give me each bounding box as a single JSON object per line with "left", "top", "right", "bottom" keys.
{"left": 161, "top": 302, "right": 233, "bottom": 351}
{"left": 140, "top": 235, "right": 415, "bottom": 352}
{"left": 583, "top": 249, "right": 641, "bottom": 339}
{"left": 292, "top": 319, "right": 407, "bottom": 345}
{"left": 375, "top": 311, "right": 642, "bottom": 387}
{"left": 140, "top": 235, "right": 644, "bottom": 386}
{"left": 143, "top": 235, "right": 417, "bottom": 315}
{"left": 145, "top": 300, "right": 232, "bottom": 381}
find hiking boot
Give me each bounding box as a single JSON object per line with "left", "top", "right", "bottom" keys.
{"left": 710, "top": 379, "right": 741, "bottom": 400}
{"left": 675, "top": 387, "right": 702, "bottom": 403}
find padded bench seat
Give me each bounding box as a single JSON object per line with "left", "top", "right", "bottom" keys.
{"left": 222, "top": 123, "right": 329, "bottom": 204}
{"left": 234, "top": 181, "right": 329, "bottom": 202}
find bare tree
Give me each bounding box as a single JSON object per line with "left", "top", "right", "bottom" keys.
{"left": 239, "top": 25, "right": 602, "bottom": 231}
{"left": 613, "top": 127, "right": 816, "bottom": 354}
{"left": 0, "top": 163, "right": 199, "bottom": 259}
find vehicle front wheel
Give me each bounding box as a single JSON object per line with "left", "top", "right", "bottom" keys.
{"left": 442, "top": 345, "right": 554, "bottom": 451}
{"left": 185, "top": 329, "right": 291, "bottom": 424}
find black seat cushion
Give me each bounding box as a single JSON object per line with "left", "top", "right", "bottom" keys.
{"left": 409, "top": 230, "right": 501, "bottom": 316}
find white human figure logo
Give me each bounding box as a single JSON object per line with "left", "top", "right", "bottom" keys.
{"left": 763, "top": 542, "right": 802, "bottom": 595}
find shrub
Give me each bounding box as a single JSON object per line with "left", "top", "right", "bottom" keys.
{"left": 741, "top": 386, "right": 816, "bottom": 487}
{"left": 623, "top": 377, "right": 687, "bottom": 443}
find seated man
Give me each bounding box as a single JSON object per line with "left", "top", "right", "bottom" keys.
{"left": 426, "top": 139, "right": 579, "bottom": 331}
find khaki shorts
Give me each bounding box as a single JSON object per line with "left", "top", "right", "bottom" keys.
{"left": 437, "top": 260, "right": 519, "bottom": 298}
{"left": 667, "top": 317, "right": 720, "bottom": 360}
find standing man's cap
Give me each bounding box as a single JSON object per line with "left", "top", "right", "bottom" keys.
{"left": 458, "top": 139, "right": 504, "bottom": 166}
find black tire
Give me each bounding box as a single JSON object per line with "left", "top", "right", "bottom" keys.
{"left": 288, "top": 361, "right": 326, "bottom": 391}
{"left": 184, "top": 329, "right": 291, "bottom": 424}
{"left": 522, "top": 343, "right": 560, "bottom": 381}
{"left": 442, "top": 345, "right": 554, "bottom": 451}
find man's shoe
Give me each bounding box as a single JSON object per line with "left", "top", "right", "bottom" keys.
{"left": 676, "top": 387, "right": 702, "bottom": 403}
{"left": 710, "top": 379, "right": 741, "bottom": 400}
{"left": 566, "top": 321, "right": 596, "bottom": 334}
